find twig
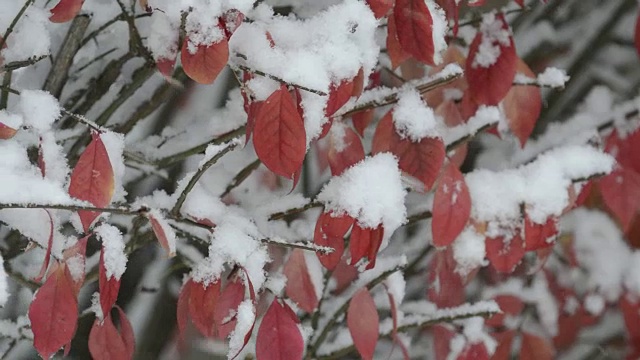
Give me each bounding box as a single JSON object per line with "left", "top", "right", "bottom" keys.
{"left": 234, "top": 58, "right": 328, "bottom": 96}
{"left": 260, "top": 238, "right": 333, "bottom": 254}
{"left": 0, "top": 55, "right": 48, "bottom": 73}
{"left": 269, "top": 201, "right": 323, "bottom": 221}
{"left": 171, "top": 140, "right": 240, "bottom": 216}
{"left": 220, "top": 158, "right": 261, "bottom": 197}
{"left": 154, "top": 127, "right": 245, "bottom": 168}
{"left": 0, "top": 203, "right": 138, "bottom": 215}
{"left": 0, "top": 0, "right": 35, "bottom": 50}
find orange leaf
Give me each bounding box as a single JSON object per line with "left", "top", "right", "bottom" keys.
{"left": 394, "top": 0, "right": 437, "bottom": 65}
{"left": 465, "top": 14, "right": 517, "bottom": 105}
{"left": 284, "top": 249, "right": 319, "bottom": 313}
{"left": 432, "top": 163, "right": 471, "bottom": 247}
{"left": 503, "top": 59, "right": 541, "bottom": 147}
{"left": 0, "top": 122, "right": 17, "bottom": 139}
{"left": 347, "top": 288, "right": 379, "bottom": 360}
{"left": 29, "top": 264, "right": 78, "bottom": 359}
{"left": 486, "top": 233, "right": 525, "bottom": 273}
{"left": 350, "top": 223, "right": 384, "bottom": 269}
{"left": 328, "top": 125, "right": 365, "bottom": 176}
{"left": 181, "top": 35, "right": 229, "bottom": 84}
{"left": 49, "top": 0, "right": 84, "bottom": 23}
{"left": 314, "top": 211, "right": 353, "bottom": 270}
{"left": 256, "top": 299, "right": 304, "bottom": 360}
{"left": 253, "top": 85, "right": 306, "bottom": 179}
{"left": 68, "top": 132, "right": 115, "bottom": 232}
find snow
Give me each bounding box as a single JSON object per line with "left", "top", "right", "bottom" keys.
{"left": 472, "top": 13, "right": 511, "bottom": 68}
{"left": 537, "top": 67, "right": 570, "bottom": 88}
{"left": 39, "top": 132, "right": 70, "bottom": 186}
{"left": 1, "top": 7, "right": 50, "bottom": 63}
{"left": 185, "top": 11, "right": 225, "bottom": 52}
{"left": 94, "top": 223, "right": 128, "bottom": 280}
{"left": 384, "top": 271, "right": 406, "bottom": 305}
{"left": 452, "top": 228, "right": 487, "bottom": 276}
{"left": 100, "top": 131, "right": 127, "bottom": 203}
{"left": 317, "top": 153, "right": 407, "bottom": 235}
{"left": 0, "top": 254, "right": 8, "bottom": 306}
{"left": 624, "top": 251, "right": 640, "bottom": 296}
{"left": 426, "top": 0, "right": 449, "bottom": 65}
{"left": 328, "top": 121, "right": 348, "bottom": 152}
{"left": 17, "top": 90, "right": 60, "bottom": 132}
{"left": 89, "top": 292, "right": 104, "bottom": 321}
{"left": 0, "top": 110, "right": 23, "bottom": 129}
{"left": 393, "top": 87, "right": 442, "bottom": 141}
{"left": 443, "top": 106, "right": 501, "bottom": 146}
{"left": 227, "top": 299, "right": 255, "bottom": 359}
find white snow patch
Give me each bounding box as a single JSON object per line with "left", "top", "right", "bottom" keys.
{"left": 95, "top": 223, "right": 128, "bottom": 280}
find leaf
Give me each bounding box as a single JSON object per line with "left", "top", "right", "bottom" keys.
{"left": 216, "top": 278, "right": 245, "bottom": 339}
{"left": 326, "top": 79, "right": 355, "bottom": 117}
{"left": 433, "top": 325, "right": 456, "bottom": 360}
{"left": 255, "top": 299, "right": 304, "bottom": 360}
{"left": 283, "top": 250, "right": 318, "bottom": 313}
{"left": 147, "top": 211, "right": 177, "bottom": 257}
{"left": 427, "top": 248, "right": 465, "bottom": 307}
{"left": 314, "top": 211, "right": 353, "bottom": 270}
{"left": 347, "top": 288, "right": 379, "bottom": 360}
{"left": 599, "top": 167, "right": 640, "bottom": 232}
{"left": 350, "top": 223, "right": 384, "bottom": 270}
{"left": 485, "top": 295, "right": 524, "bottom": 328}
{"left": 519, "top": 332, "right": 554, "bottom": 360}
{"left": 351, "top": 109, "right": 374, "bottom": 137}
{"left": 62, "top": 235, "right": 89, "bottom": 297}
{"left": 394, "top": 0, "right": 437, "bottom": 65}
{"left": 457, "top": 343, "right": 489, "bottom": 360}
{"left": 436, "top": 0, "right": 460, "bottom": 36}
{"left": 188, "top": 280, "right": 222, "bottom": 338}
{"left": 432, "top": 163, "right": 471, "bottom": 247}
{"left": 99, "top": 249, "right": 121, "bottom": 316}
{"left": 228, "top": 267, "right": 257, "bottom": 360}
{"left": 88, "top": 309, "right": 134, "bottom": 360}
{"left": 156, "top": 57, "right": 176, "bottom": 77}
{"left": 385, "top": 288, "right": 410, "bottom": 360}
{"left": 503, "top": 59, "right": 541, "bottom": 147}
{"left": 49, "top": 0, "right": 84, "bottom": 23}
{"left": 524, "top": 215, "right": 557, "bottom": 251}
{"left": 621, "top": 295, "right": 640, "bottom": 342}
{"left": 176, "top": 279, "right": 192, "bottom": 338}
{"left": 35, "top": 210, "right": 54, "bottom": 282}
{"left": 465, "top": 14, "right": 517, "bottom": 105}
{"left": 29, "top": 264, "right": 78, "bottom": 359}
{"left": 490, "top": 330, "right": 515, "bottom": 360}
{"left": 253, "top": 85, "right": 307, "bottom": 179}
{"left": 0, "top": 122, "right": 18, "bottom": 139}
{"left": 372, "top": 111, "right": 446, "bottom": 190}
{"left": 328, "top": 126, "right": 365, "bottom": 176}
{"left": 68, "top": 131, "right": 115, "bottom": 232}
{"left": 486, "top": 233, "right": 525, "bottom": 273}
{"left": 386, "top": 13, "right": 411, "bottom": 69}
{"left": 366, "top": 0, "right": 393, "bottom": 19}
{"left": 181, "top": 35, "right": 229, "bottom": 84}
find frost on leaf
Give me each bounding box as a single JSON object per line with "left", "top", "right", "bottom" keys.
{"left": 253, "top": 85, "right": 307, "bottom": 180}
{"left": 465, "top": 13, "right": 517, "bottom": 106}
{"left": 432, "top": 163, "right": 471, "bottom": 247}
{"left": 314, "top": 211, "right": 353, "bottom": 270}
{"left": 181, "top": 34, "right": 229, "bottom": 84}
{"left": 347, "top": 288, "right": 379, "bottom": 360}
{"left": 68, "top": 132, "right": 115, "bottom": 232}
{"left": 98, "top": 249, "right": 121, "bottom": 317}
{"left": 255, "top": 299, "right": 304, "bottom": 360}
{"left": 29, "top": 264, "right": 78, "bottom": 359}
{"left": 283, "top": 249, "right": 319, "bottom": 313}
{"left": 49, "top": 0, "right": 85, "bottom": 23}
{"left": 485, "top": 233, "right": 525, "bottom": 273}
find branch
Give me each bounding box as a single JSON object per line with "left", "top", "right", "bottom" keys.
{"left": 260, "top": 238, "right": 333, "bottom": 254}
{"left": 0, "top": 55, "right": 48, "bottom": 73}
{"left": 221, "top": 158, "right": 261, "bottom": 198}
{"left": 0, "top": 0, "right": 34, "bottom": 50}
{"left": 171, "top": 140, "right": 240, "bottom": 216}
{"left": 269, "top": 201, "right": 323, "bottom": 221}
{"left": 0, "top": 203, "right": 138, "bottom": 215}
{"left": 154, "top": 127, "right": 245, "bottom": 168}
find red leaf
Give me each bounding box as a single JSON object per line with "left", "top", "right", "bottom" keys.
{"left": 635, "top": 10, "right": 640, "bottom": 59}
{"left": 35, "top": 210, "right": 55, "bottom": 282}
{"left": 176, "top": 280, "right": 191, "bottom": 338}
{"left": 348, "top": 288, "right": 379, "bottom": 360}
{"left": 599, "top": 167, "right": 640, "bottom": 232}
{"left": 314, "top": 211, "right": 353, "bottom": 270}
{"left": 372, "top": 111, "right": 446, "bottom": 189}
{"left": 457, "top": 343, "right": 489, "bottom": 360}
{"left": 433, "top": 325, "right": 456, "bottom": 360}
{"left": 436, "top": 0, "right": 460, "bottom": 36}
{"left": 181, "top": 35, "right": 229, "bottom": 84}
{"left": 29, "top": 264, "right": 78, "bottom": 359}
{"left": 367, "top": 0, "right": 393, "bottom": 19}
{"left": 427, "top": 248, "right": 465, "bottom": 307}
{"left": 328, "top": 125, "right": 365, "bottom": 176}
{"left": 326, "top": 79, "right": 355, "bottom": 117}
{"left": 115, "top": 306, "right": 135, "bottom": 357}
{"left": 156, "top": 57, "right": 176, "bottom": 77}
{"left": 147, "top": 211, "right": 176, "bottom": 257}
{"left": 503, "top": 59, "right": 541, "bottom": 147}
{"left": 515, "top": 0, "right": 525, "bottom": 7}
{"left": 485, "top": 295, "right": 524, "bottom": 328}
{"left": 394, "top": 0, "right": 437, "bottom": 65}
{"left": 524, "top": 215, "right": 557, "bottom": 251}
{"left": 350, "top": 223, "right": 384, "bottom": 269}
{"left": 253, "top": 85, "right": 307, "bottom": 179}
{"left": 49, "top": 0, "right": 84, "bottom": 23}
{"left": 465, "top": 14, "right": 517, "bottom": 105}
{"left": 188, "top": 280, "right": 221, "bottom": 338}
{"left": 63, "top": 235, "right": 89, "bottom": 297}
{"left": 386, "top": 13, "right": 411, "bottom": 69}
{"left": 352, "top": 68, "right": 365, "bottom": 99}
{"left": 256, "top": 299, "right": 304, "bottom": 360}
{"left": 0, "top": 122, "right": 18, "bottom": 139}
{"left": 432, "top": 163, "right": 471, "bottom": 247}
{"left": 216, "top": 278, "right": 245, "bottom": 339}
{"left": 351, "top": 109, "right": 374, "bottom": 137}
{"left": 68, "top": 131, "right": 115, "bottom": 232}
{"left": 519, "top": 332, "right": 555, "bottom": 360}
{"left": 88, "top": 312, "right": 133, "bottom": 360}
{"left": 486, "top": 233, "right": 525, "bottom": 273}
{"left": 621, "top": 295, "right": 640, "bottom": 342}
{"left": 490, "top": 330, "right": 516, "bottom": 360}
{"left": 385, "top": 288, "right": 410, "bottom": 360}
{"left": 283, "top": 249, "right": 319, "bottom": 313}
{"left": 99, "top": 249, "right": 121, "bottom": 316}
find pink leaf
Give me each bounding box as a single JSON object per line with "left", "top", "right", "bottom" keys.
{"left": 49, "top": 0, "right": 84, "bottom": 23}
{"left": 283, "top": 249, "right": 319, "bottom": 313}
{"left": 314, "top": 211, "right": 353, "bottom": 270}
{"left": 99, "top": 249, "right": 121, "bottom": 316}
{"left": 502, "top": 58, "right": 541, "bottom": 147}
{"left": 350, "top": 223, "right": 384, "bottom": 269}
{"left": 181, "top": 35, "right": 229, "bottom": 84}
{"left": 328, "top": 126, "right": 365, "bottom": 176}
{"left": 432, "top": 163, "right": 471, "bottom": 247}
{"left": 486, "top": 233, "right": 525, "bottom": 273}
{"left": 394, "top": 0, "right": 437, "bottom": 65}
{"left": 347, "top": 288, "right": 379, "bottom": 360}
{"left": 366, "top": 0, "right": 393, "bottom": 19}
{"left": 255, "top": 299, "right": 304, "bottom": 360}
